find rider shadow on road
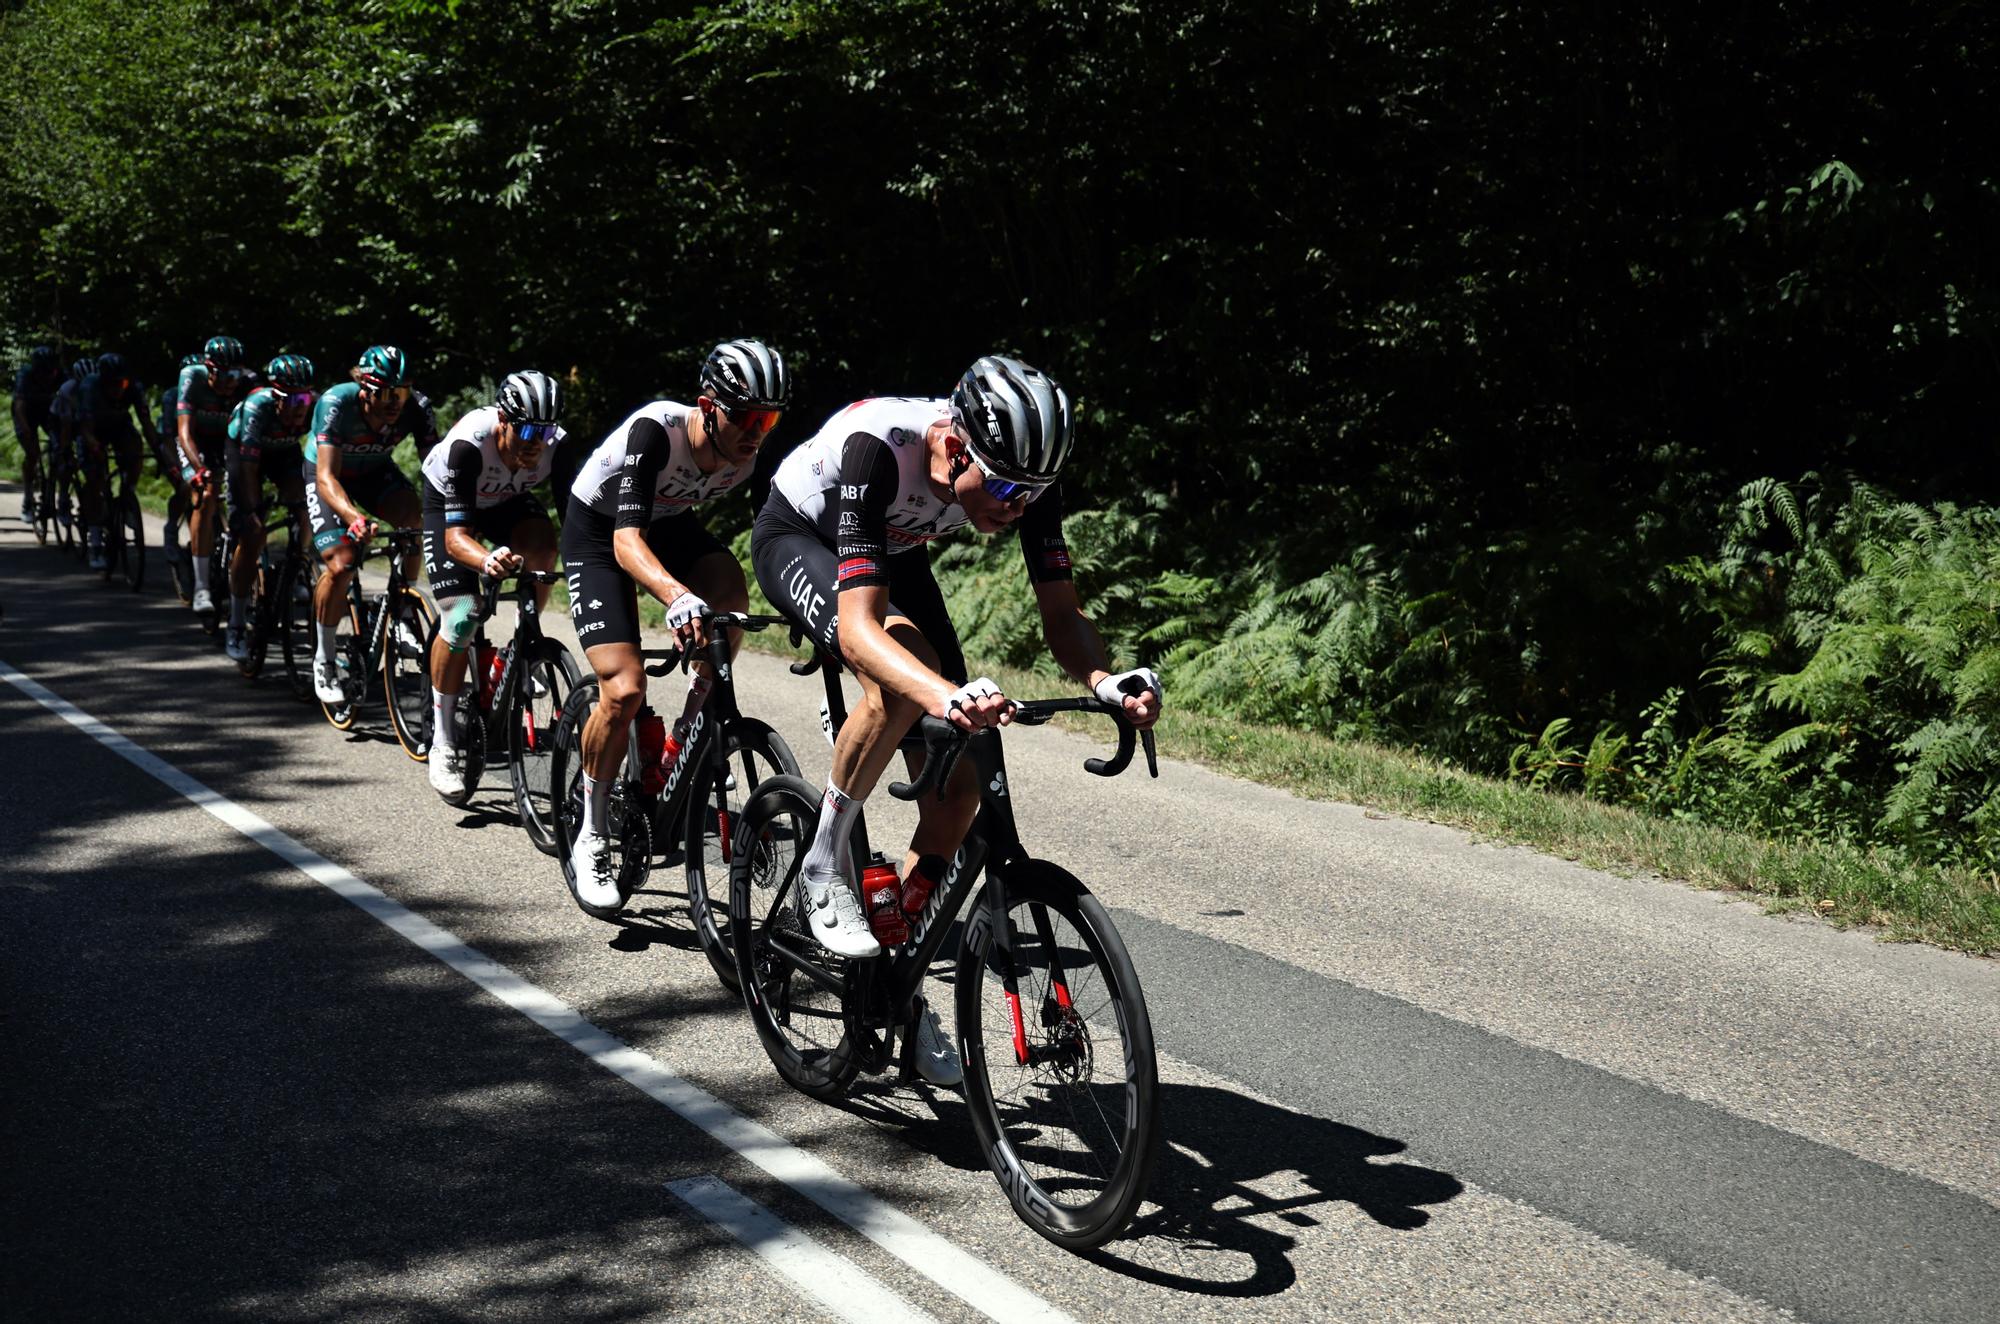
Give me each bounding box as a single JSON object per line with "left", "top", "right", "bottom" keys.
{"left": 839, "top": 1076, "right": 1462, "bottom": 1299}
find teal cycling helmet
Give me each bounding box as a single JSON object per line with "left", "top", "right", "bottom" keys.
{"left": 355, "top": 344, "right": 409, "bottom": 390}
{"left": 203, "top": 335, "right": 246, "bottom": 369}
{"left": 265, "top": 354, "right": 315, "bottom": 393}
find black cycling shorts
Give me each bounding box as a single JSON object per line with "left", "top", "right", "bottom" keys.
{"left": 226, "top": 442, "right": 304, "bottom": 538}
{"left": 305, "top": 464, "right": 415, "bottom": 552}
{"left": 750, "top": 492, "right": 967, "bottom": 685}
{"left": 423, "top": 481, "right": 549, "bottom": 602}
{"left": 560, "top": 498, "right": 730, "bottom": 651}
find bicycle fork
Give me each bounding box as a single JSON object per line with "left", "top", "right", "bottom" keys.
{"left": 988, "top": 874, "right": 1081, "bottom": 1070}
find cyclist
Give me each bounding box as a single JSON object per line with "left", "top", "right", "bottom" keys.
{"left": 420, "top": 369, "right": 567, "bottom": 800}
{"left": 157, "top": 352, "right": 202, "bottom": 586}
{"left": 221, "top": 354, "right": 318, "bottom": 663}
{"left": 561, "top": 337, "right": 788, "bottom": 905}
{"left": 47, "top": 357, "right": 93, "bottom": 532}
{"left": 75, "top": 353, "right": 157, "bottom": 570}
{"left": 750, "top": 354, "right": 1162, "bottom": 977}
{"left": 11, "top": 345, "right": 61, "bottom": 525}
{"left": 303, "top": 344, "right": 440, "bottom": 704}
{"left": 177, "top": 336, "right": 256, "bottom": 617}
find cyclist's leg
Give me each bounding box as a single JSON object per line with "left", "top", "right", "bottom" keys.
{"left": 307, "top": 472, "right": 361, "bottom": 631}
{"left": 563, "top": 509, "right": 647, "bottom": 842}
{"left": 424, "top": 483, "right": 481, "bottom": 757}
{"left": 497, "top": 495, "right": 558, "bottom": 611}
{"left": 225, "top": 447, "right": 267, "bottom": 635}
{"left": 374, "top": 471, "right": 423, "bottom": 583}
{"left": 18, "top": 414, "right": 42, "bottom": 517}
{"left": 644, "top": 514, "right": 745, "bottom": 729}
{"left": 188, "top": 436, "right": 224, "bottom": 601}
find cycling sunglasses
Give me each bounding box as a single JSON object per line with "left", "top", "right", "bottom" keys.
{"left": 515, "top": 421, "right": 558, "bottom": 445}
{"left": 362, "top": 382, "right": 411, "bottom": 408}
{"left": 722, "top": 404, "right": 781, "bottom": 436}
{"left": 982, "top": 475, "right": 1049, "bottom": 502}
{"left": 283, "top": 390, "right": 315, "bottom": 411}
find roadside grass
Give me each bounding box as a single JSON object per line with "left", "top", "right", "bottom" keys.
{"left": 8, "top": 421, "right": 1995, "bottom": 956}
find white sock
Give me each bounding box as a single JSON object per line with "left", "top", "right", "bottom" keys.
{"left": 582, "top": 772, "right": 608, "bottom": 837}
{"left": 804, "top": 781, "right": 857, "bottom": 881}
{"left": 192, "top": 555, "right": 211, "bottom": 593}
{"left": 316, "top": 622, "right": 339, "bottom": 663}
{"left": 229, "top": 594, "right": 249, "bottom": 631}
{"left": 431, "top": 687, "right": 456, "bottom": 750}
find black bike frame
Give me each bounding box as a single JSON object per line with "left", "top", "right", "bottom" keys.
{"left": 339, "top": 528, "right": 426, "bottom": 676}
{"left": 467, "top": 568, "right": 561, "bottom": 728}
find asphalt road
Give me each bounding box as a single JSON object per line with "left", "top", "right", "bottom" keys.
{"left": 2, "top": 492, "right": 1995, "bottom": 1323}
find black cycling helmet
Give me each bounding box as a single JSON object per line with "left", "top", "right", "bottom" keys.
{"left": 95, "top": 352, "right": 127, "bottom": 379}
{"left": 29, "top": 345, "right": 58, "bottom": 371}
{"left": 203, "top": 335, "right": 246, "bottom": 369}
{"left": 265, "top": 353, "right": 315, "bottom": 393}
{"left": 496, "top": 369, "right": 562, "bottom": 426}
{"left": 69, "top": 357, "right": 94, "bottom": 383}
{"left": 949, "top": 354, "right": 1075, "bottom": 486}
{"left": 355, "top": 344, "right": 409, "bottom": 390}
{"left": 700, "top": 338, "right": 789, "bottom": 411}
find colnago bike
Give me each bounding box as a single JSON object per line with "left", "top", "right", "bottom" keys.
{"left": 316, "top": 526, "right": 438, "bottom": 755}
{"left": 548, "top": 612, "right": 800, "bottom": 985}
{"left": 422, "top": 568, "right": 582, "bottom": 854}
{"left": 729, "top": 651, "right": 1163, "bottom": 1249}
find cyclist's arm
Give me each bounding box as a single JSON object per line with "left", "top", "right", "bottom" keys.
{"left": 437, "top": 437, "right": 493, "bottom": 570}
{"left": 174, "top": 371, "right": 201, "bottom": 472}
{"left": 10, "top": 396, "right": 29, "bottom": 444}
{"left": 313, "top": 441, "right": 364, "bottom": 528}
{"left": 608, "top": 415, "right": 694, "bottom": 604}
{"left": 838, "top": 582, "right": 961, "bottom": 717}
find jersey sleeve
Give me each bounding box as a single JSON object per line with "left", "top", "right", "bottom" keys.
{"left": 175, "top": 364, "right": 203, "bottom": 416}
{"left": 439, "top": 437, "right": 482, "bottom": 524}
{"left": 406, "top": 392, "right": 441, "bottom": 457}
{"left": 236, "top": 392, "right": 274, "bottom": 459}
{"left": 315, "top": 389, "right": 358, "bottom": 451}
{"left": 1016, "top": 481, "right": 1074, "bottom": 584}
{"left": 613, "top": 417, "right": 673, "bottom": 530}
{"left": 831, "top": 434, "right": 901, "bottom": 592}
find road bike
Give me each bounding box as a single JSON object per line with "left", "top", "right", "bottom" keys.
{"left": 548, "top": 612, "right": 800, "bottom": 985}
{"left": 422, "top": 568, "right": 583, "bottom": 855}
{"left": 234, "top": 497, "right": 316, "bottom": 684}
{"left": 729, "top": 650, "right": 1162, "bottom": 1249}
{"left": 97, "top": 457, "right": 145, "bottom": 592}
{"left": 316, "top": 526, "right": 437, "bottom": 756}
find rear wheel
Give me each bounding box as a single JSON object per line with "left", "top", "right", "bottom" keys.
{"left": 686, "top": 720, "right": 800, "bottom": 990}
{"left": 114, "top": 490, "right": 145, "bottom": 591}
{"left": 507, "top": 637, "right": 583, "bottom": 856}
{"left": 31, "top": 462, "right": 55, "bottom": 546}
{"left": 279, "top": 550, "right": 318, "bottom": 701}
{"left": 383, "top": 586, "right": 439, "bottom": 760}
{"left": 317, "top": 596, "right": 367, "bottom": 731}
{"left": 955, "top": 862, "right": 1160, "bottom": 1251}
{"left": 730, "top": 774, "right": 860, "bottom": 1101}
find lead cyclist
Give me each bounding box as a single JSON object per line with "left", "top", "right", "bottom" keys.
{"left": 747, "top": 353, "right": 1163, "bottom": 1085}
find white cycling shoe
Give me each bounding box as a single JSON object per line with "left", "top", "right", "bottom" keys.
{"left": 802, "top": 866, "right": 881, "bottom": 959}
{"left": 427, "top": 745, "right": 466, "bottom": 798}
{"left": 312, "top": 654, "right": 346, "bottom": 704}
{"left": 223, "top": 627, "right": 250, "bottom": 663}
{"left": 191, "top": 588, "right": 214, "bottom": 614}
{"left": 911, "top": 1006, "right": 962, "bottom": 1087}
{"left": 570, "top": 829, "right": 622, "bottom": 909}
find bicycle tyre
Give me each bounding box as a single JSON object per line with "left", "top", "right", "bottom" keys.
{"left": 383, "top": 586, "right": 440, "bottom": 760}
{"left": 548, "top": 679, "right": 648, "bottom": 920}
{"left": 507, "top": 637, "right": 583, "bottom": 856}
{"left": 59, "top": 464, "right": 84, "bottom": 561}
{"left": 238, "top": 550, "right": 278, "bottom": 678}
{"left": 730, "top": 773, "right": 861, "bottom": 1101}
{"left": 31, "top": 465, "right": 54, "bottom": 546}
{"left": 317, "top": 599, "right": 367, "bottom": 730}
{"left": 686, "top": 719, "right": 800, "bottom": 991}
{"left": 279, "top": 549, "right": 317, "bottom": 701}
{"left": 955, "top": 860, "right": 1161, "bottom": 1251}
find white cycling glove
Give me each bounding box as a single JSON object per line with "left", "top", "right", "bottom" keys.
{"left": 664, "top": 590, "right": 709, "bottom": 634}
{"left": 481, "top": 545, "right": 515, "bottom": 577}
{"left": 946, "top": 676, "right": 1007, "bottom": 715}
{"left": 1095, "top": 667, "right": 1164, "bottom": 707}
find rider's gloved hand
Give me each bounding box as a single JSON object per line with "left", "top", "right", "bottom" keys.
{"left": 943, "top": 676, "right": 1014, "bottom": 731}
{"left": 664, "top": 590, "right": 709, "bottom": 647}
{"left": 481, "top": 544, "right": 522, "bottom": 578}
{"left": 346, "top": 515, "right": 375, "bottom": 544}
{"left": 1094, "top": 667, "right": 1164, "bottom": 729}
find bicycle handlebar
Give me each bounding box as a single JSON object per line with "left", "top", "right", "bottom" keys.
{"left": 887, "top": 694, "right": 1160, "bottom": 802}
{"left": 640, "top": 610, "right": 793, "bottom": 676}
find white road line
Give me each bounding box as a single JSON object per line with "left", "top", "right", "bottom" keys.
{"left": 0, "top": 661, "right": 1076, "bottom": 1324}
{"left": 668, "top": 1175, "right": 942, "bottom": 1324}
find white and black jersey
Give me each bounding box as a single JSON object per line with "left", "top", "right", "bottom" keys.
{"left": 421, "top": 406, "right": 565, "bottom": 525}
{"left": 568, "top": 400, "right": 754, "bottom": 529}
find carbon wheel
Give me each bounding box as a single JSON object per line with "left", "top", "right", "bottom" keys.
{"left": 686, "top": 720, "right": 800, "bottom": 991}
{"left": 507, "top": 638, "right": 583, "bottom": 856}
{"left": 383, "top": 587, "right": 440, "bottom": 760}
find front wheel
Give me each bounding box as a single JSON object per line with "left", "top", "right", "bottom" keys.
{"left": 686, "top": 719, "right": 800, "bottom": 990}
{"left": 383, "top": 586, "right": 440, "bottom": 760}
{"left": 956, "top": 862, "right": 1161, "bottom": 1251}
{"left": 730, "top": 774, "right": 860, "bottom": 1101}
{"left": 506, "top": 637, "right": 583, "bottom": 856}
{"left": 317, "top": 597, "right": 367, "bottom": 731}
{"left": 278, "top": 550, "right": 318, "bottom": 702}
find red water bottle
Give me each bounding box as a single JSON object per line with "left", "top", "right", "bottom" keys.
{"left": 476, "top": 642, "right": 501, "bottom": 711}
{"left": 861, "top": 854, "right": 908, "bottom": 947}
{"left": 635, "top": 709, "right": 667, "bottom": 795}
{"left": 901, "top": 853, "right": 947, "bottom": 924}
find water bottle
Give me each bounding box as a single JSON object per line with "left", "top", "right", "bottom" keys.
{"left": 635, "top": 708, "right": 667, "bottom": 795}
{"left": 475, "top": 642, "right": 501, "bottom": 711}
{"left": 861, "top": 853, "right": 908, "bottom": 947}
